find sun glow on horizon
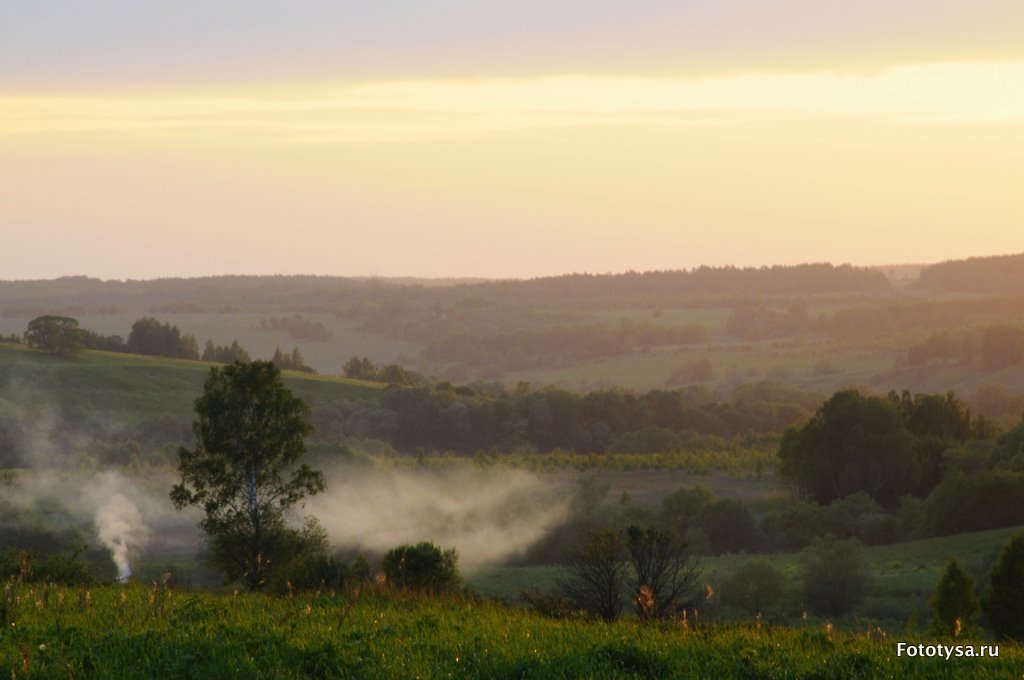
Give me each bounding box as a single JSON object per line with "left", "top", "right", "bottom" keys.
{"left": 1, "top": 60, "right": 1022, "bottom": 280}
{"left": 3, "top": 61, "right": 1024, "bottom": 146}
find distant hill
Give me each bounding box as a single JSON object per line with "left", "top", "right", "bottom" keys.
{"left": 0, "top": 264, "right": 890, "bottom": 318}
{"left": 914, "top": 253, "right": 1024, "bottom": 293}
{"left": 475, "top": 264, "right": 890, "bottom": 300}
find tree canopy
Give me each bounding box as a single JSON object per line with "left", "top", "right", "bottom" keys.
{"left": 24, "top": 315, "right": 83, "bottom": 356}
{"left": 779, "top": 390, "right": 920, "bottom": 508}
{"left": 170, "top": 361, "right": 324, "bottom": 590}
{"left": 128, "top": 316, "right": 199, "bottom": 359}
{"left": 983, "top": 530, "right": 1024, "bottom": 641}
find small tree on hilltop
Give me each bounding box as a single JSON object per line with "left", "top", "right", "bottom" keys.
{"left": 170, "top": 361, "right": 325, "bottom": 591}
{"left": 24, "top": 316, "right": 83, "bottom": 356}
{"left": 983, "top": 530, "right": 1024, "bottom": 641}
{"left": 930, "top": 558, "right": 979, "bottom": 637}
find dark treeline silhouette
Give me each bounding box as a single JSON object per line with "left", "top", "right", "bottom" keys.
{"left": 272, "top": 346, "right": 317, "bottom": 374}
{"left": 202, "top": 339, "right": 251, "bottom": 364}
{"left": 335, "top": 380, "right": 822, "bottom": 455}
{"left": 421, "top": 322, "right": 708, "bottom": 370}
{"left": 259, "top": 315, "right": 333, "bottom": 342}
{"left": 914, "top": 253, "right": 1024, "bottom": 293}
{"left": 725, "top": 297, "right": 1024, "bottom": 342}
{"left": 0, "top": 265, "right": 888, "bottom": 319}
{"left": 471, "top": 264, "right": 889, "bottom": 299}
{"left": 24, "top": 314, "right": 263, "bottom": 366}
{"left": 342, "top": 356, "right": 426, "bottom": 385}
{"left": 128, "top": 316, "right": 199, "bottom": 359}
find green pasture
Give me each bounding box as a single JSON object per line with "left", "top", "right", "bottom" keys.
{"left": 1, "top": 584, "right": 1020, "bottom": 678}
{"left": 468, "top": 525, "right": 1024, "bottom": 627}
{"left": 0, "top": 343, "right": 380, "bottom": 425}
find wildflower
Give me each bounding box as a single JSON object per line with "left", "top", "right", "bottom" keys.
{"left": 635, "top": 585, "right": 655, "bottom": 621}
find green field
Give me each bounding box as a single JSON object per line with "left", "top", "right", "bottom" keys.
{"left": 468, "top": 526, "right": 1024, "bottom": 626}
{"left": 0, "top": 343, "right": 381, "bottom": 425}
{"left": 1, "top": 584, "right": 1020, "bottom": 678}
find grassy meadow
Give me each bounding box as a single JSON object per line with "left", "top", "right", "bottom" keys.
{"left": 2, "top": 583, "right": 1020, "bottom": 679}
{"left": 469, "top": 526, "right": 1024, "bottom": 628}
{"left": 0, "top": 343, "right": 381, "bottom": 425}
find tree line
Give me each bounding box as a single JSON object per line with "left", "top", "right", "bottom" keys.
{"left": 335, "top": 379, "right": 821, "bottom": 455}
{"left": 22, "top": 315, "right": 314, "bottom": 372}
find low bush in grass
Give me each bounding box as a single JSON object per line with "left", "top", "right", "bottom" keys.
{"left": 381, "top": 542, "right": 462, "bottom": 593}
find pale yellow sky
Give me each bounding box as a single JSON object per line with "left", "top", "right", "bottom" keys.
{"left": 1, "top": 61, "right": 1022, "bottom": 278}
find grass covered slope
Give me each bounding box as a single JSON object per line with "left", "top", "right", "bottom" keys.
{"left": 0, "top": 343, "right": 381, "bottom": 426}
{"left": 2, "top": 585, "right": 1020, "bottom": 679}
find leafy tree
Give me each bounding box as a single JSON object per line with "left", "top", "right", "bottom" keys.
{"left": 657, "top": 485, "right": 714, "bottom": 538}
{"left": 559, "top": 529, "right": 628, "bottom": 621}
{"left": 723, "top": 560, "right": 787, "bottom": 615}
{"left": 779, "top": 390, "right": 920, "bottom": 509}
{"left": 204, "top": 340, "right": 252, "bottom": 364}
{"left": 381, "top": 542, "right": 461, "bottom": 593}
{"left": 625, "top": 524, "right": 699, "bottom": 620}
{"left": 761, "top": 500, "right": 828, "bottom": 551}
{"left": 890, "top": 390, "right": 974, "bottom": 492}
{"left": 983, "top": 530, "right": 1024, "bottom": 640}
{"left": 800, "top": 537, "right": 870, "bottom": 617}
{"left": 170, "top": 361, "right": 325, "bottom": 591}
{"left": 926, "top": 471, "right": 1024, "bottom": 536}
{"left": 696, "top": 498, "right": 758, "bottom": 555}
{"left": 24, "top": 316, "right": 83, "bottom": 356}
{"left": 128, "top": 316, "right": 199, "bottom": 359}
{"left": 266, "top": 517, "right": 350, "bottom": 593}
{"left": 930, "top": 558, "right": 979, "bottom": 637}
{"left": 343, "top": 356, "right": 378, "bottom": 380}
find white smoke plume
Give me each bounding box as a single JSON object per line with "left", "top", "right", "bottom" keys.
{"left": 90, "top": 489, "right": 147, "bottom": 577}
{"left": 4, "top": 470, "right": 191, "bottom": 582}
{"left": 308, "top": 464, "right": 571, "bottom": 571}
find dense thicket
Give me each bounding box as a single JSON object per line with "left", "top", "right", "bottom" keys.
{"left": 339, "top": 381, "right": 820, "bottom": 455}
{"left": 128, "top": 317, "right": 199, "bottom": 359}
{"left": 779, "top": 390, "right": 980, "bottom": 508}
{"left": 421, "top": 322, "right": 707, "bottom": 370}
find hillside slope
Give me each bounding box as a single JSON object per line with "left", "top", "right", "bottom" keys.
{"left": 0, "top": 342, "right": 381, "bottom": 429}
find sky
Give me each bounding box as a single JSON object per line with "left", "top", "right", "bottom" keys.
{"left": 1, "top": 1, "right": 1023, "bottom": 280}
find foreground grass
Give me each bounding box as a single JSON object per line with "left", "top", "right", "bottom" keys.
{"left": 2, "top": 584, "right": 1021, "bottom": 678}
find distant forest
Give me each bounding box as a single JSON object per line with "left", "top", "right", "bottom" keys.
{"left": 914, "top": 253, "right": 1024, "bottom": 293}
{"left": 0, "top": 263, "right": 888, "bottom": 316}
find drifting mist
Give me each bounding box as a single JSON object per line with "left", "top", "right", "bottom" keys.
{"left": 308, "top": 464, "right": 572, "bottom": 571}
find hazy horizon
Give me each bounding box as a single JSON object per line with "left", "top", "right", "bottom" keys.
{"left": 0, "top": 255, "right": 976, "bottom": 284}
